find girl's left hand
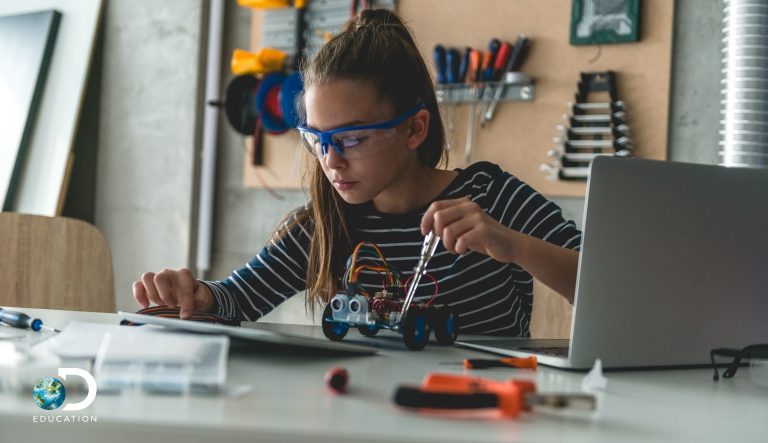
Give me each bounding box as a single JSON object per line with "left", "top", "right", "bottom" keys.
{"left": 421, "top": 197, "right": 521, "bottom": 263}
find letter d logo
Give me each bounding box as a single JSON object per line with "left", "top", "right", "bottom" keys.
{"left": 58, "top": 368, "right": 97, "bottom": 411}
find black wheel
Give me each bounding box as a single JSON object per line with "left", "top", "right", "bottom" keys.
{"left": 321, "top": 304, "right": 349, "bottom": 341}
{"left": 402, "top": 307, "right": 431, "bottom": 351}
{"left": 430, "top": 306, "right": 459, "bottom": 346}
{"left": 358, "top": 324, "right": 379, "bottom": 337}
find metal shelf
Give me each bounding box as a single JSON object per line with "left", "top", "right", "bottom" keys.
{"left": 436, "top": 73, "right": 535, "bottom": 104}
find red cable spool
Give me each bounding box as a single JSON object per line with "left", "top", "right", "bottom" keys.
{"left": 264, "top": 84, "right": 283, "bottom": 121}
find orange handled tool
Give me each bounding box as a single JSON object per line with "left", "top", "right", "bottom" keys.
{"left": 463, "top": 356, "right": 538, "bottom": 370}
{"left": 393, "top": 373, "right": 595, "bottom": 418}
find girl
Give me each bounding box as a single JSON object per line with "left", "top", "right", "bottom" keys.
{"left": 133, "top": 9, "right": 581, "bottom": 337}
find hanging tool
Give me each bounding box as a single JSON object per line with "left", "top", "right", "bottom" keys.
{"left": 446, "top": 48, "right": 460, "bottom": 84}
{"left": 458, "top": 47, "right": 471, "bottom": 84}
{"left": 433, "top": 44, "right": 447, "bottom": 84}
{"left": 230, "top": 48, "right": 288, "bottom": 76}
{"left": 399, "top": 231, "right": 440, "bottom": 317}
{"left": 481, "top": 35, "right": 530, "bottom": 127}
{"left": 0, "top": 308, "right": 59, "bottom": 333}
{"left": 393, "top": 373, "right": 596, "bottom": 418}
{"left": 475, "top": 39, "right": 499, "bottom": 119}
{"left": 483, "top": 39, "right": 501, "bottom": 83}
{"left": 434, "top": 44, "right": 453, "bottom": 149}
{"left": 464, "top": 49, "right": 482, "bottom": 163}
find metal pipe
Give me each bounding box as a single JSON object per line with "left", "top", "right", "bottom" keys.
{"left": 196, "top": 0, "right": 225, "bottom": 277}
{"left": 721, "top": 0, "right": 768, "bottom": 167}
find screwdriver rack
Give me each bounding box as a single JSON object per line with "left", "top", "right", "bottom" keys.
{"left": 435, "top": 75, "right": 534, "bottom": 104}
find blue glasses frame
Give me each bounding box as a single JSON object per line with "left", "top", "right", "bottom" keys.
{"left": 297, "top": 103, "right": 427, "bottom": 157}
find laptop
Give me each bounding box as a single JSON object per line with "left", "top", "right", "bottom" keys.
{"left": 456, "top": 157, "right": 768, "bottom": 370}
{"left": 118, "top": 312, "right": 378, "bottom": 355}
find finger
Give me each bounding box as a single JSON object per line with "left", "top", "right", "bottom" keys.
{"left": 454, "top": 225, "right": 482, "bottom": 255}
{"left": 441, "top": 217, "right": 476, "bottom": 254}
{"left": 154, "top": 269, "right": 179, "bottom": 307}
{"left": 431, "top": 203, "right": 474, "bottom": 238}
{"left": 421, "top": 198, "right": 465, "bottom": 235}
{"left": 141, "top": 272, "right": 163, "bottom": 306}
{"left": 176, "top": 268, "right": 196, "bottom": 319}
{"left": 132, "top": 281, "right": 150, "bottom": 308}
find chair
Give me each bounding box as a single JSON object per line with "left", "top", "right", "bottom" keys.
{"left": 530, "top": 278, "right": 573, "bottom": 339}
{"left": 0, "top": 212, "right": 115, "bottom": 312}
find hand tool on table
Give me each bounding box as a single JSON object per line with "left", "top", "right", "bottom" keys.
{"left": 441, "top": 356, "right": 538, "bottom": 370}
{"left": 393, "top": 373, "right": 596, "bottom": 418}
{"left": 463, "top": 356, "right": 538, "bottom": 370}
{"left": 0, "top": 307, "right": 59, "bottom": 333}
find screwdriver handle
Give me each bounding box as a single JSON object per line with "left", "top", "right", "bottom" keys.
{"left": 458, "top": 47, "right": 471, "bottom": 83}
{"left": 484, "top": 38, "right": 501, "bottom": 81}
{"left": 481, "top": 51, "right": 492, "bottom": 82}
{"left": 463, "top": 356, "right": 538, "bottom": 370}
{"left": 446, "top": 48, "right": 460, "bottom": 83}
{"left": 0, "top": 308, "right": 43, "bottom": 331}
{"left": 467, "top": 49, "right": 482, "bottom": 83}
{"left": 507, "top": 34, "right": 530, "bottom": 72}
{"left": 394, "top": 386, "right": 499, "bottom": 410}
{"left": 491, "top": 42, "right": 513, "bottom": 81}
{"left": 433, "top": 44, "right": 447, "bottom": 84}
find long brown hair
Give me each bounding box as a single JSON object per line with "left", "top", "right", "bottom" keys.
{"left": 274, "top": 9, "right": 447, "bottom": 316}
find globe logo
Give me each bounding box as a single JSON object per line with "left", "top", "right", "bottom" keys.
{"left": 33, "top": 377, "right": 66, "bottom": 410}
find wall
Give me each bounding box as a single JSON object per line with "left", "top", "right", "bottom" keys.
{"left": 92, "top": 0, "right": 204, "bottom": 312}
{"left": 83, "top": 0, "right": 723, "bottom": 321}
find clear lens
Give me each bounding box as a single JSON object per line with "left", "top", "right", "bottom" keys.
{"left": 299, "top": 128, "right": 397, "bottom": 159}
{"left": 750, "top": 358, "right": 768, "bottom": 388}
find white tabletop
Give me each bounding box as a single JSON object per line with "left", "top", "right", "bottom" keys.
{"left": 0, "top": 308, "right": 764, "bottom": 442}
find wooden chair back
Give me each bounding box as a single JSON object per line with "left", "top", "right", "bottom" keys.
{"left": 0, "top": 212, "right": 115, "bottom": 312}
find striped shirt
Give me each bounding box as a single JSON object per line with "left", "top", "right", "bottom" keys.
{"left": 204, "top": 161, "right": 581, "bottom": 336}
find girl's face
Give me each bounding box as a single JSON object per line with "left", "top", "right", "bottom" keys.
{"left": 304, "top": 80, "right": 426, "bottom": 207}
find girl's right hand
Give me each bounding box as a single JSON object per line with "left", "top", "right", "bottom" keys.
{"left": 132, "top": 268, "right": 214, "bottom": 320}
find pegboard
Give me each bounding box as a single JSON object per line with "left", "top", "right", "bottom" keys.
{"left": 242, "top": 0, "right": 674, "bottom": 197}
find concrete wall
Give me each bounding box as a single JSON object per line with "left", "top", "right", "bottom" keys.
{"left": 86, "top": 0, "right": 724, "bottom": 321}
{"left": 93, "top": 0, "right": 204, "bottom": 312}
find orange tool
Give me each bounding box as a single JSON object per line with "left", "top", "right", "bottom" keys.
{"left": 393, "top": 373, "right": 595, "bottom": 418}
{"left": 463, "top": 356, "right": 538, "bottom": 370}
{"left": 464, "top": 49, "right": 483, "bottom": 163}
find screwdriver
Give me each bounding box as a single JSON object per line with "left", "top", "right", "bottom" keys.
{"left": 446, "top": 48, "right": 460, "bottom": 84}
{"left": 464, "top": 356, "right": 538, "bottom": 370}
{"left": 433, "top": 44, "right": 447, "bottom": 84}
{"left": 0, "top": 308, "right": 59, "bottom": 332}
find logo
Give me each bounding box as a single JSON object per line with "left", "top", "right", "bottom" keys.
{"left": 33, "top": 368, "right": 97, "bottom": 411}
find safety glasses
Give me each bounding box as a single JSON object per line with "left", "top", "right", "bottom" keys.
{"left": 297, "top": 103, "right": 426, "bottom": 159}
{"left": 710, "top": 344, "right": 768, "bottom": 386}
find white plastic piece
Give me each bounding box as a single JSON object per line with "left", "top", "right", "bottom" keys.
{"left": 581, "top": 358, "right": 607, "bottom": 392}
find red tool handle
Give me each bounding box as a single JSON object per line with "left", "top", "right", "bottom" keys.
{"left": 491, "top": 42, "right": 513, "bottom": 81}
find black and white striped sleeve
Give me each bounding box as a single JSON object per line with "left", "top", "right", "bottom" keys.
{"left": 201, "top": 214, "right": 311, "bottom": 322}
{"left": 485, "top": 172, "right": 582, "bottom": 251}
